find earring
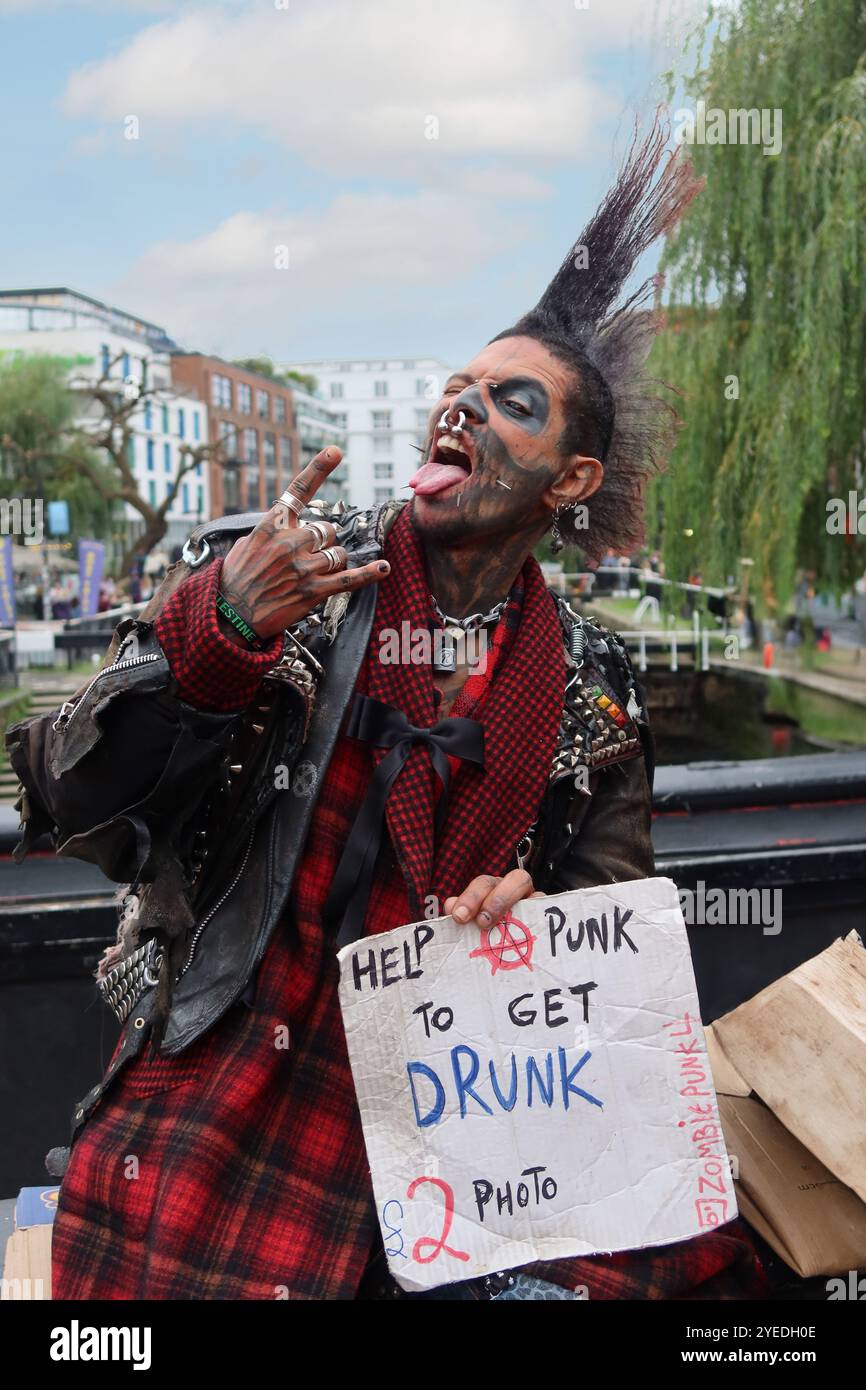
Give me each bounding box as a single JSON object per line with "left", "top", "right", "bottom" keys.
{"left": 550, "top": 503, "right": 564, "bottom": 555}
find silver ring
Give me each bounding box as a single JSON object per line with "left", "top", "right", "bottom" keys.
{"left": 302, "top": 519, "right": 331, "bottom": 553}
{"left": 320, "top": 546, "right": 344, "bottom": 574}
{"left": 277, "top": 490, "right": 305, "bottom": 518}
{"left": 437, "top": 408, "right": 466, "bottom": 436}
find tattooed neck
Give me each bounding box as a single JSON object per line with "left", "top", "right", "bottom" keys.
{"left": 423, "top": 538, "right": 532, "bottom": 620}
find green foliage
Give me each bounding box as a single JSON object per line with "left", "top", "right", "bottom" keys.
{"left": 650, "top": 0, "right": 866, "bottom": 611}
{"left": 233, "top": 358, "right": 318, "bottom": 394}
{"left": 0, "top": 354, "right": 112, "bottom": 537}
{"left": 232, "top": 356, "right": 279, "bottom": 379}
{"left": 282, "top": 368, "right": 319, "bottom": 394}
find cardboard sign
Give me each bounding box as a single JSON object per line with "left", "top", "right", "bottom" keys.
{"left": 337, "top": 876, "right": 736, "bottom": 1292}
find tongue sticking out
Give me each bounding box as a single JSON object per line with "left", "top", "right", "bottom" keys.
{"left": 408, "top": 460, "right": 467, "bottom": 496}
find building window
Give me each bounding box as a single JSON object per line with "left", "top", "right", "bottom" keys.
{"left": 237, "top": 382, "right": 252, "bottom": 414}
{"left": 415, "top": 408, "right": 430, "bottom": 426}
{"left": 146, "top": 439, "right": 155, "bottom": 471}
{"left": 256, "top": 389, "right": 270, "bottom": 420}
{"left": 177, "top": 407, "right": 185, "bottom": 439}
{"left": 263, "top": 433, "right": 277, "bottom": 497}
{"left": 121, "top": 352, "right": 130, "bottom": 380}
{"left": 223, "top": 463, "right": 240, "bottom": 511}
{"left": 182, "top": 483, "right": 190, "bottom": 513}
{"left": 279, "top": 435, "right": 292, "bottom": 478}
{"left": 417, "top": 373, "right": 440, "bottom": 399}
{"left": 374, "top": 487, "right": 391, "bottom": 504}
{"left": 374, "top": 381, "right": 388, "bottom": 397}
{"left": 330, "top": 382, "right": 344, "bottom": 399}
{"left": 372, "top": 433, "right": 392, "bottom": 452}
{"left": 163, "top": 442, "right": 172, "bottom": 473}
{"left": 193, "top": 411, "right": 200, "bottom": 441}
{"left": 144, "top": 403, "right": 153, "bottom": 432}
{"left": 211, "top": 374, "right": 232, "bottom": 409}
{"left": 148, "top": 479, "right": 157, "bottom": 506}
{"left": 196, "top": 462, "right": 202, "bottom": 478}
{"left": 218, "top": 419, "right": 238, "bottom": 454}
{"left": 197, "top": 486, "right": 204, "bottom": 516}
{"left": 373, "top": 462, "right": 393, "bottom": 480}
{"left": 161, "top": 404, "right": 169, "bottom": 434}
{"left": 371, "top": 410, "right": 391, "bottom": 429}
{"left": 243, "top": 427, "right": 258, "bottom": 461}
{"left": 101, "top": 344, "right": 111, "bottom": 377}
{"left": 274, "top": 396, "right": 286, "bottom": 424}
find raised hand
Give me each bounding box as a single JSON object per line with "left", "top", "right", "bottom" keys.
{"left": 218, "top": 446, "right": 390, "bottom": 643}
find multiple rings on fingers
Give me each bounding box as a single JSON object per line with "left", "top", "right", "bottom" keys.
{"left": 277, "top": 489, "right": 306, "bottom": 519}
{"left": 301, "top": 519, "right": 331, "bottom": 553}
{"left": 319, "top": 546, "right": 345, "bottom": 574}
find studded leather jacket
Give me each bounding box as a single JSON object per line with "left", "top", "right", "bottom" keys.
{"left": 7, "top": 500, "right": 654, "bottom": 1143}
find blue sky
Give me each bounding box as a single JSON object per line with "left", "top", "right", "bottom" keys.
{"left": 1, "top": 0, "right": 703, "bottom": 366}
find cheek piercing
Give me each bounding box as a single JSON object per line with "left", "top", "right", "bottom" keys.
{"left": 495, "top": 478, "right": 512, "bottom": 491}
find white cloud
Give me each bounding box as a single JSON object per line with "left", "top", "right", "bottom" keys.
{"left": 112, "top": 186, "right": 531, "bottom": 357}
{"left": 61, "top": 0, "right": 696, "bottom": 173}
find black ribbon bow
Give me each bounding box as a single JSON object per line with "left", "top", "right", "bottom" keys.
{"left": 323, "top": 693, "right": 485, "bottom": 949}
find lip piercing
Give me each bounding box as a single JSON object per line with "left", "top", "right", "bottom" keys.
{"left": 495, "top": 478, "right": 512, "bottom": 491}
{"left": 437, "top": 409, "right": 466, "bottom": 436}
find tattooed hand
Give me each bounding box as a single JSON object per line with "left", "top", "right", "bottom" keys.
{"left": 218, "top": 446, "right": 391, "bottom": 644}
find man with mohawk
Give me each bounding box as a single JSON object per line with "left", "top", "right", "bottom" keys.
{"left": 9, "top": 115, "right": 765, "bottom": 1300}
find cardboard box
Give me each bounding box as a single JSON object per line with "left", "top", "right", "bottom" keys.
{"left": 1, "top": 1185, "right": 56, "bottom": 1300}
{"left": 2, "top": 1225, "right": 52, "bottom": 1300}
{"left": 707, "top": 933, "right": 866, "bottom": 1279}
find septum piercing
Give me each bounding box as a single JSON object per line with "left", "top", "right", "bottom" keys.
{"left": 437, "top": 408, "right": 466, "bottom": 436}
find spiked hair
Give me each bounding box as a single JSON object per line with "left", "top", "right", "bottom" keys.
{"left": 491, "top": 111, "right": 704, "bottom": 558}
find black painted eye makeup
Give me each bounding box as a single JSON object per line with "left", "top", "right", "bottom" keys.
{"left": 490, "top": 378, "right": 550, "bottom": 433}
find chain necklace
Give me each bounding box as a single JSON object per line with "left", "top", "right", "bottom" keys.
{"left": 429, "top": 593, "right": 509, "bottom": 632}
{"left": 428, "top": 590, "right": 511, "bottom": 674}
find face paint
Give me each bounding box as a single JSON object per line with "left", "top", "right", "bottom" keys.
{"left": 410, "top": 337, "right": 577, "bottom": 545}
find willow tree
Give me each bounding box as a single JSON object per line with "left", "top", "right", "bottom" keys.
{"left": 648, "top": 0, "right": 866, "bottom": 612}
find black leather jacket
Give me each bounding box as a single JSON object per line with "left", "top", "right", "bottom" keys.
{"left": 7, "top": 500, "right": 654, "bottom": 1143}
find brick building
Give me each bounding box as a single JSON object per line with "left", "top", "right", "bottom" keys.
{"left": 171, "top": 354, "right": 300, "bottom": 518}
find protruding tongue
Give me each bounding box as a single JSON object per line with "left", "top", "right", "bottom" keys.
{"left": 408, "top": 460, "right": 467, "bottom": 495}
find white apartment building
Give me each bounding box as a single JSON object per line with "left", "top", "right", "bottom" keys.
{"left": 290, "top": 384, "right": 349, "bottom": 503}
{"left": 0, "top": 289, "right": 209, "bottom": 555}
{"left": 280, "top": 356, "right": 456, "bottom": 509}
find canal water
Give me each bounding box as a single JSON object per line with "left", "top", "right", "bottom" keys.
{"left": 642, "top": 666, "right": 866, "bottom": 764}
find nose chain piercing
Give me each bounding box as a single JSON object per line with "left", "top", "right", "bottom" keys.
{"left": 437, "top": 408, "right": 466, "bottom": 436}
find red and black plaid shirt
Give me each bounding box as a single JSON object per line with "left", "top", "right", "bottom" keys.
{"left": 52, "top": 510, "right": 765, "bottom": 1300}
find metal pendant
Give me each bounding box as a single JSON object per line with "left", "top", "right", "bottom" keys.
{"left": 433, "top": 633, "right": 458, "bottom": 673}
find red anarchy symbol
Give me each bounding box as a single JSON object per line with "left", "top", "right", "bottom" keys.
{"left": 406, "top": 1176, "right": 470, "bottom": 1266}
{"left": 469, "top": 909, "right": 536, "bottom": 974}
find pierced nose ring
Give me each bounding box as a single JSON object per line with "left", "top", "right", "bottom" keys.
{"left": 437, "top": 408, "right": 466, "bottom": 436}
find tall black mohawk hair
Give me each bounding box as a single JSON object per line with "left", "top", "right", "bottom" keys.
{"left": 492, "top": 110, "right": 704, "bottom": 557}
